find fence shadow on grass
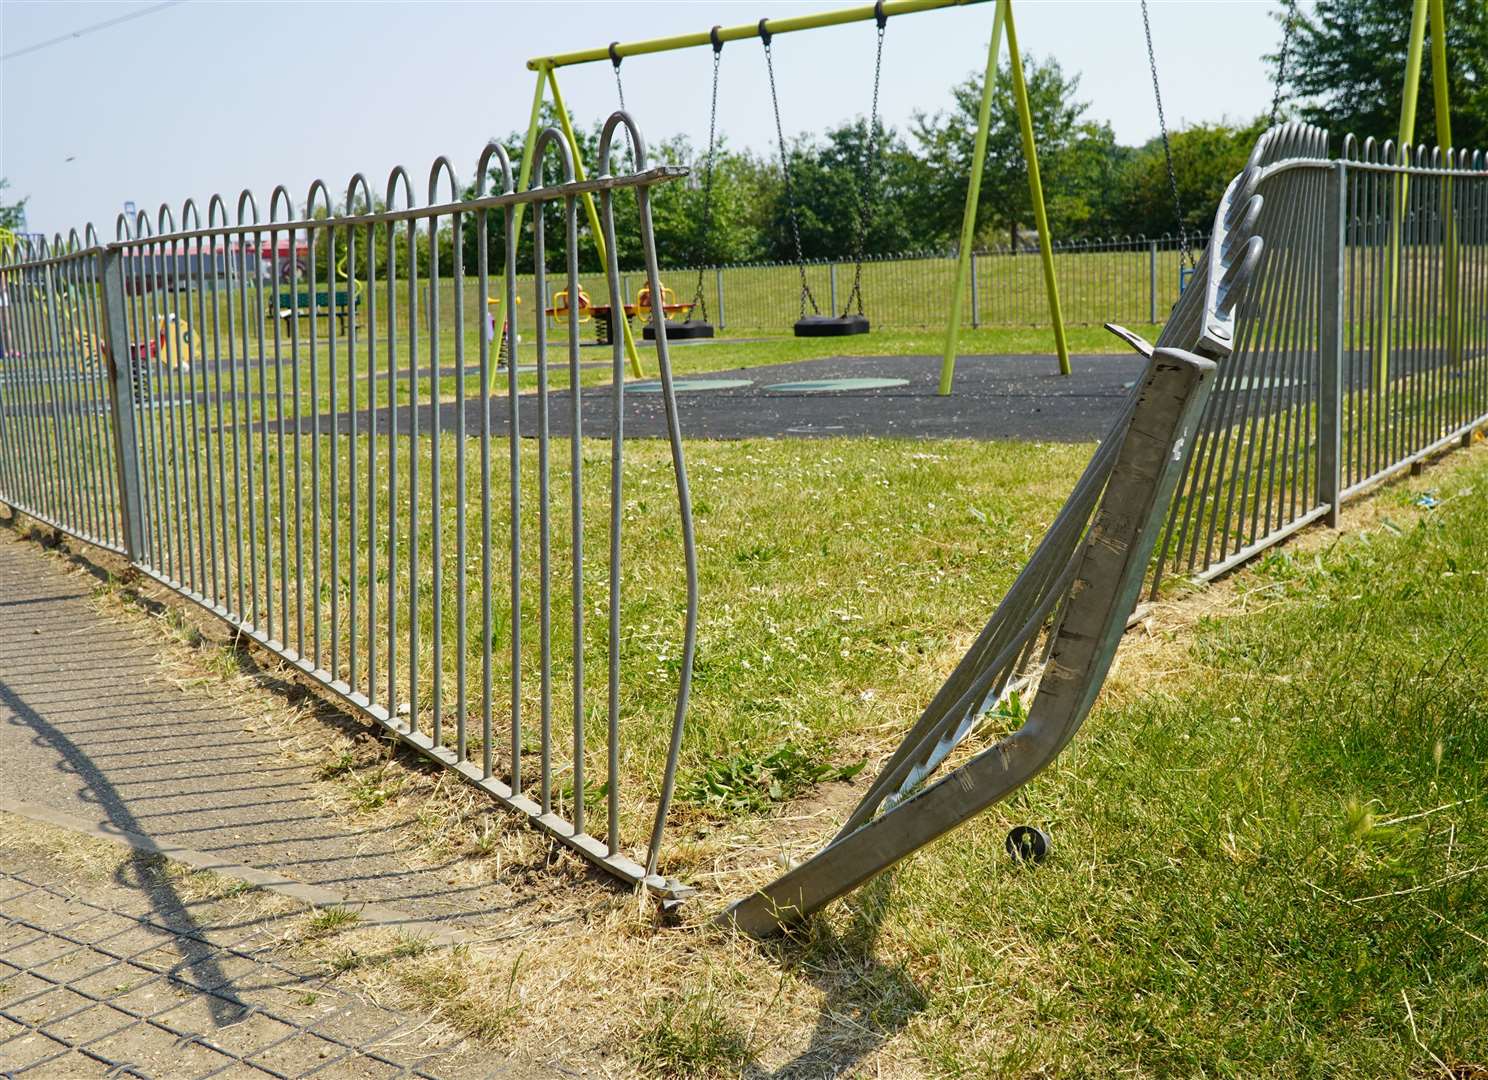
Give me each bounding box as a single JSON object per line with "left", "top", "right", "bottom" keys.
{"left": 749, "top": 870, "right": 926, "bottom": 1079}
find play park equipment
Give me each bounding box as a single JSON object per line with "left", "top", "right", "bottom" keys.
{"left": 522, "top": 0, "right": 1067, "bottom": 386}
{"left": 485, "top": 293, "right": 519, "bottom": 367}
{"left": 637, "top": 282, "right": 703, "bottom": 341}
{"left": 547, "top": 286, "right": 591, "bottom": 323}
{"left": 759, "top": 9, "right": 884, "bottom": 338}
{"left": 546, "top": 282, "right": 695, "bottom": 347}
{"left": 123, "top": 313, "right": 192, "bottom": 404}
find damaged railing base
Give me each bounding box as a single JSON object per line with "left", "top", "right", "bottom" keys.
{"left": 723, "top": 346, "right": 1217, "bottom": 937}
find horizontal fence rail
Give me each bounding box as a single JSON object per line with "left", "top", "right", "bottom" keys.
{"left": 0, "top": 112, "right": 700, "bottom": 898}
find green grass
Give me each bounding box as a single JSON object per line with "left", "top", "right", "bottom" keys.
{"left": 632, "top": 993, "right": 754, "bottom": 1080}
{"left": 790, "top": 450, "right": 1488, "bottom": 1076}
{"left": 303, "top": 905, "right": 360, "bottom": 936}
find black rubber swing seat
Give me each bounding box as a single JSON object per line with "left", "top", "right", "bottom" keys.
{"left": 794, "top": 314, "right": 870, "bottom": 338}
{"left": 643, "top": 320, "right": 715, "bottom": 341}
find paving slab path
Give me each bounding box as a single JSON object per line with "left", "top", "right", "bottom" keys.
{"left": 0, "top": 528, "right": 584, "bottom": 1078}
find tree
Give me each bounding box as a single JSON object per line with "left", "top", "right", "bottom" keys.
{"left": 1, "top": 179, "right": 27, "bottom": 244}
{"left": 761, "top": 120, "right": 929, "bottom": 263}
{"left": 911, "top": 53, "right": 1116, "bottom": 248}
{"left": 1111, "top": 120, "right": 1268, "bottom": 239}
{"left": 1282, "top": 0, "right": 1488, "bottom": 151}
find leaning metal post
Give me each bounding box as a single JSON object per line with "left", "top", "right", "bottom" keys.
{"left": 939, "top": 0, "right": 1006, "bottom": 395}
{"left": 98, "top": 246, "right": 146, "bottom": 560}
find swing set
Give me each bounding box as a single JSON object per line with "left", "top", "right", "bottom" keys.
{"left": 519, "top": 0, "right": 1069, "bottom": 393}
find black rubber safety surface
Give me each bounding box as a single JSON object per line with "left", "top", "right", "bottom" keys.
{"left": 298, "top": 352, "right": 1147, "bottom": 442}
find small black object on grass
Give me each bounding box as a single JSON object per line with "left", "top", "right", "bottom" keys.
{"left": 1005, "top": 825, "right": 1051, "bottom": 864}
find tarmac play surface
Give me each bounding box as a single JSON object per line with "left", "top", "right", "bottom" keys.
{"left": 302, "top": 352, "right": 1149, "bottom": 442}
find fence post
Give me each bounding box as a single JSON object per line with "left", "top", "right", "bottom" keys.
{"left": 969, "top": 252, "right": 980, "bottom": 329}
{"left": 1148, "top": 240, "right": 1158, "bottom": 324}
{"left": 98, "top": 246, "right": 146, "bottom": 560}
{"left": 828, "top": 261, "right": 838, "bottom": 314}
{"left": 1319, "top": 161, "right": 1346, "bottom": 528}
{"left": 715, "top": 267, "right": 725, "bottom": 330}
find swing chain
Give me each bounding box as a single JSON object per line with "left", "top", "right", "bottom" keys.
{"left": 842, "top": 4, "right": 888, "bottom": 319}
{"left": 1269, "top": 0, "right": 1298, "bottom": 128}
{"left": 1139, "top": 0, "right": 1194, "bottom": 270}
{"left": 689, "top": 30, "right": 725, "bottom": 324}
{"left": 610, "top": 44, "right": 638, "bottom": 172}
{"left": 761, "top": 21, "right": 819, "bottom": 319}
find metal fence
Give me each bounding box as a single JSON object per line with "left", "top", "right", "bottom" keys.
{"left": 1152, "top": 126, "right": 1488, "bottom": 592}
{"left": 503, "top": 233, "right": 1202, "bottom": 338}
{"left": 725, "top": 131, "right": 1264, "bottom": 938}
{"left": 5, "top": 117, "right": 1487, "bottom": 904}
{"left": 0, "top": 112, "right": 701, "bottom": 899}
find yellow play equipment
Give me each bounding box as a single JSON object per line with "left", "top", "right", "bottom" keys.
{"left": 635, "top": 283, "right": 675, "bottom": 319}
{"left": 486, "top": 294, "right": 522, "bottom": 367}
{"left": 547, "top": 287, "right": 592, "bottom": 322}
{"left": 127, "top": 313, "right": 193, "bottom": 370}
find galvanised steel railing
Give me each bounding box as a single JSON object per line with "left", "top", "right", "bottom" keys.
{"left": 5, "top": 118, "right": 1486, "bottom": 906}
{"left": 0, "top": 230, "right": 127, "bottom": 555}
{"left": 1152, "top": 125, "right": 1488, "bottom": 593}
{"left": 0, "top": 112, "right": 701, "bottom": 898}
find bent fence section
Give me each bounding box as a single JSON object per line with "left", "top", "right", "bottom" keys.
{"left": 0, "top": 113, "right": 700, "bottom": 899}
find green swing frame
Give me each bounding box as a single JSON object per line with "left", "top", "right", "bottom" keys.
{"left": 516, "top": 0, "right": 1071, "bottom": 393}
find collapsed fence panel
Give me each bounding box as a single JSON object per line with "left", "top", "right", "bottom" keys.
{"left": 724, "top": 125, "right": 1269, "bottom": 937}
{"left": 0, "top": 113, "right": 700, "bottom": 898}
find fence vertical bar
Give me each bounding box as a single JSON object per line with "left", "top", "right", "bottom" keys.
{"left": 715, "top": 267, "right": 725, "bottom": 329}
{"left": 828, "top": 261, "right": 838, "bottom": 314}
{"left": 1148, "top": 239, "right": 1158, "bottom": 324}
{"left": 969, "top": 252, "right": 979, "bottom": 329}
{"left": 98, "top": 247, "right": 146, "bottom": 560}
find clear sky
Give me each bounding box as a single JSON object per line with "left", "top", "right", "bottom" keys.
{"left": 1, "top": 1, "right": 1303, "bottom": 235}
